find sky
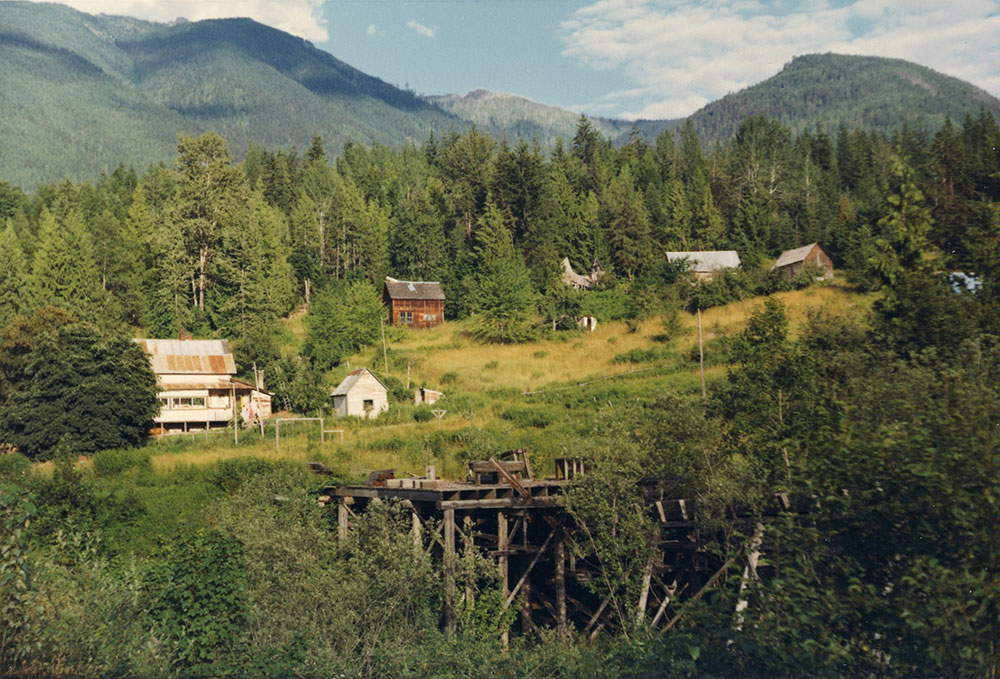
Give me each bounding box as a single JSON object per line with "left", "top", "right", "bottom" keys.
{"left": 16, "top": 0, "right": 1000, "bottom": 119}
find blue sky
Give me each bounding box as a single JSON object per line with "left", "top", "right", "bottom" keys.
{"left": 19, "top": 0, "right": 1000, "bottom": 119}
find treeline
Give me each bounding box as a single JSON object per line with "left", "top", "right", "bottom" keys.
{"left": 1, "top": 111, "right": 999, "bottom": 374}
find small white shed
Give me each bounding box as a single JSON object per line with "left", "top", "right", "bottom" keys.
{"left": 331, "top": 368, "right": 389, "bottom": 419}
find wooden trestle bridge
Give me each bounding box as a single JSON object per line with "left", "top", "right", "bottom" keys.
{"left": 319, "top": 451, "right": 735, "bottom": 639}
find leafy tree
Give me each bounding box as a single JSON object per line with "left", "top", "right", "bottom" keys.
{"left": 0, "top": 323, "right": 159, "bottom": 459}
{"left": 306, "top": 280, "right": 385, "bottom": 369}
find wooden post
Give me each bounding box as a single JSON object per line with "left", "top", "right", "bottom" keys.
{"left": 337, "top": 499, "right": 349, "bottom": 541}
{"left": 698, "top": 308, "right": 706, "bottom": 401}
{"left": 231, "top": 384, "right": 238, "bottom": 444}
{"left": 380, "top": 316, "right": 389, "bottom": 379}
{"left": 411, "top": 507, "right": 422, "bottom": 552}
{"left": 406, "top": 362, "right": 411, "bottom": 389}
{"left": 555, "top": 535, "right": 567, "bottom": 637}
{"left": 637, "top": 557, "right": 654, "bottom": 625}
{"left": 520, "top": 572, "right": 533, "bottom": 635}
{"left": 444, "top": 508, "right": 456, "bottom": 635}
{"left": 498, "top": 511, "right": 509, "bottom": 647}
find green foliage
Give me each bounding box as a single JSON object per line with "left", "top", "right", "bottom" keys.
{"left": 0, "top": 482, "right": 36, "bottom": 671}
{"left": 500, "top": 406, "right": 552, "bottom": 429}
{"left": 0, "top": 322, "right": 159, "bottom": 459}
{"left": 413, "top": 405, "right": 434, "bottom": 422}
{"left": 467, "top": 199, "right": 537, "bottom": 343}
{"left": 306, "top": 280, "right": 385, "bottom": 368}
{"left": 146, "top": 529, "right": 249, "bottom": 673}
{"left": 92, "top": 448, "right": 153, "bottom": 478}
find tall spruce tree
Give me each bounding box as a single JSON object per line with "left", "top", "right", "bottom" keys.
{"left": 467, "top": 199, "right": 535, "bottom": 343}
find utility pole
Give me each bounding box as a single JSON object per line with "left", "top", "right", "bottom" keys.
{"left": 698, "top": 307, "right": 706, "bottom": 401}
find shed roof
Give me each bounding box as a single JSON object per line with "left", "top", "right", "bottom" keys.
{"left": 159, "top": 378, "right": 270, "bottom": 394}
{"left": 384, "top": 277, "right": 445, "bottom": 301}
{"left": 331, "top": 368, "right": 387, "bottom": 397}
{"left": 774, "top": 243, "right": 820, "bottom": 269}
{"left": 666, "top": 251, "right": 741, "bottom": 272}
{"left": 134, "top": 339, "right": 237, "bottom": 375}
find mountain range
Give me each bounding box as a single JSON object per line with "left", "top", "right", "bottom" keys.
{"left": 2, "top": 1, "right": 1000, "bottom": 188}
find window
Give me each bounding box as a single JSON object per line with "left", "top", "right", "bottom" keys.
{"left": 363, "top": 399, "right": 374, "bottom": 412}
{"left": 400, "top": 311, "right": 413, "bottom": 324}
{"left": 421, "top": 313, "right": 436, "bottom": 322}
{"left": 169, "top": 396, "right": 206, "bottom": 409}
{"left": 159, "top": 397, "right": 169, "bottom": 410}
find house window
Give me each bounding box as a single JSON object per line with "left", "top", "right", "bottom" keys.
{"left": 159, "top": 397, "right": 169, "bottom": 410}
{"left": 399, "top": 311, "right": 413, "bottom": 324}
{"left": 170, "top": 397, "right": 206, "bottom": 409}
{"left": 363, "top": 399, "right": 374, "bottom": 412}
{"left": 421, "top": 313, "right": 436, "bottom": 322}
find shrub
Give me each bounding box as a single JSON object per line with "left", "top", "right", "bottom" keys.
{"left": 501, "top": 406, "right": 552, "bottom": 429}
{"left": 0, "top": 452, "right": 30, "bottom": 482}
{"left": 413, "top": 406, "right": 434, "bottom": 422}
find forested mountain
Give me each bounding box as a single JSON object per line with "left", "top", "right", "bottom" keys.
{"left": 685, "top": 53, "right": 1000, "bottom": 143}
{"left": 0, "top": 1, "right": 461, "bottom": 188}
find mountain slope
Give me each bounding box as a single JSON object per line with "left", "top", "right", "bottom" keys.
{"left": 427, "top": 89, "right": 635, "bottom": 144}
{"left": 0, "top": 2, "right": 463, "bottom": 187}
{"left": 685, "top": 53, "right": 1000, "bottom": 142}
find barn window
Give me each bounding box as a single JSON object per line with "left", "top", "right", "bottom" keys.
{"left": 400, "top": 311, "right": 413, "bottom": 324}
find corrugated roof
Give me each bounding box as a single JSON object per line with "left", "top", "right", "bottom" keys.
{"left": 331, "top": 367, "right": 387, "bottom": 396}
{"left": 133, "top": 339, "right": 237, "bottom": 375}
{"left": 383, "top": 277, "right": 446, "bottom": 301}
{"left": 773, "top": 243, "right": 820, "bottom": 268}
{"left": 666, "top": 251, "right": 741, "bottom": 272}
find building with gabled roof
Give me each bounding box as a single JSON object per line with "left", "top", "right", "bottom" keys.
{"left": 134, "top": 338, "right": 272, "bottom": 434}
{"left": 773, "top": 243, "right": 833, "bottom": 280}
{"left": 331, "top": 367, "right": 389, "bottom": 419}
{"left": 666, "top": 251, "right": 741, "bottom": 280}
{"left": 383, "top": 277, "right": 445, "bottom": 329}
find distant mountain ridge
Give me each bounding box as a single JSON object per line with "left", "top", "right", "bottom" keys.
{"left": 2, "top": 2, "right": 1000, "bottom": 188}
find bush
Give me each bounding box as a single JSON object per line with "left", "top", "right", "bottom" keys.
{"left": 0, "top": 452, "right": 30, "bottom": 482}
{"left": 92, "top": 448, "right": 152, "bottom": 478}
{"left": 501, "top": 406, "right": 552, "bottom": 429}
{"left": 211, "top": 458, "right": 278, "bottom": 494}
{"left": 413, "top": 406, "right": 434, "bottom": 422}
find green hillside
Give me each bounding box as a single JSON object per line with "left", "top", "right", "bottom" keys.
{"left": 0, "top": 2, "right": 464, "bottom": 187}
{"left": 685, "top": 53, "right": 1000, "bottom": 142}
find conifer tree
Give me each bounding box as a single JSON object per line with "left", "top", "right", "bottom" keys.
{"left": 607, "top": 168, "right": 653, "bottom": 279}
{"left": 0, "top": 222, "right": 30, "bottom": 327}
{"left": 467, "top": 199, "right": 535, "bottom": 343}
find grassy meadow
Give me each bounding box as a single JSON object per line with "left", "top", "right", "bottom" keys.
{"left": 94, "top": 281, "right": 876, "bottom": 485}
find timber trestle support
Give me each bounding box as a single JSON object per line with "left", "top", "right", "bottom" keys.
{"left": 319, "top": 454, "right": 725, "bottom": 639}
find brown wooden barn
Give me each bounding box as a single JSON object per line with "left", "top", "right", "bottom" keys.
{"left": 773, "top": 243, "right": 834, "bottom": 280}
{"left": 383, "top": 277, "right": 445, "bottom": 329}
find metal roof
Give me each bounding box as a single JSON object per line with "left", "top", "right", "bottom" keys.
{"left": 331, "top": 367, "right": 387, "bottom": 397}
{"left": 133, "top": 339, "right": 237, "bottom": 375}
{"left": 773, "top": 243, "right": 821, "bottom": 269}
{"left": 383, "top": 277, "right": 446, "bottom": 301}
{"left": 666, "top": 251, "right": 741, "bottom": 272}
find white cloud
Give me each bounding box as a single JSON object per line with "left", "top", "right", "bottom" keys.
{"left": 407, "top": 20, "right": 438, "bottom": 38}
{"left": 18, "top": 0, "right": 329, "bottom": 41}
{"left": 560, "top": 0, "right": 1000, "bottom": 119}
{"left": 367, "top": 24, "right": 383, "bottom": 37}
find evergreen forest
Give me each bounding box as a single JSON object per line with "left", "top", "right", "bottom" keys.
{"left": 1, "top": 111, "right": 1000, "bottom": 677}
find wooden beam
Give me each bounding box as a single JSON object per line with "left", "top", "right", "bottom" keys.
{"left": 555, "top": 537, "right": 567, "bottom": 637}
{"left": 444, "top": 508, "right": 456, "bottom": 635}
{"left": 489, "top": 457, "right": 530, "bottom": 498}
{"left": 337, "top": 498, "right": 349, "bottom": 540}
{"left": 503, "top": 517, "right": 564, "bottom": 610}
{"left": 498, "top": 510, "right": 509, "bottom": 648}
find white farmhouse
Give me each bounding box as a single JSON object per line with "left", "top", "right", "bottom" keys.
{"left": 134, "top": 338, "right": 272, "bottom": 434}
{"left": 331, "top": 367, "right": 389, "bottom": 419}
